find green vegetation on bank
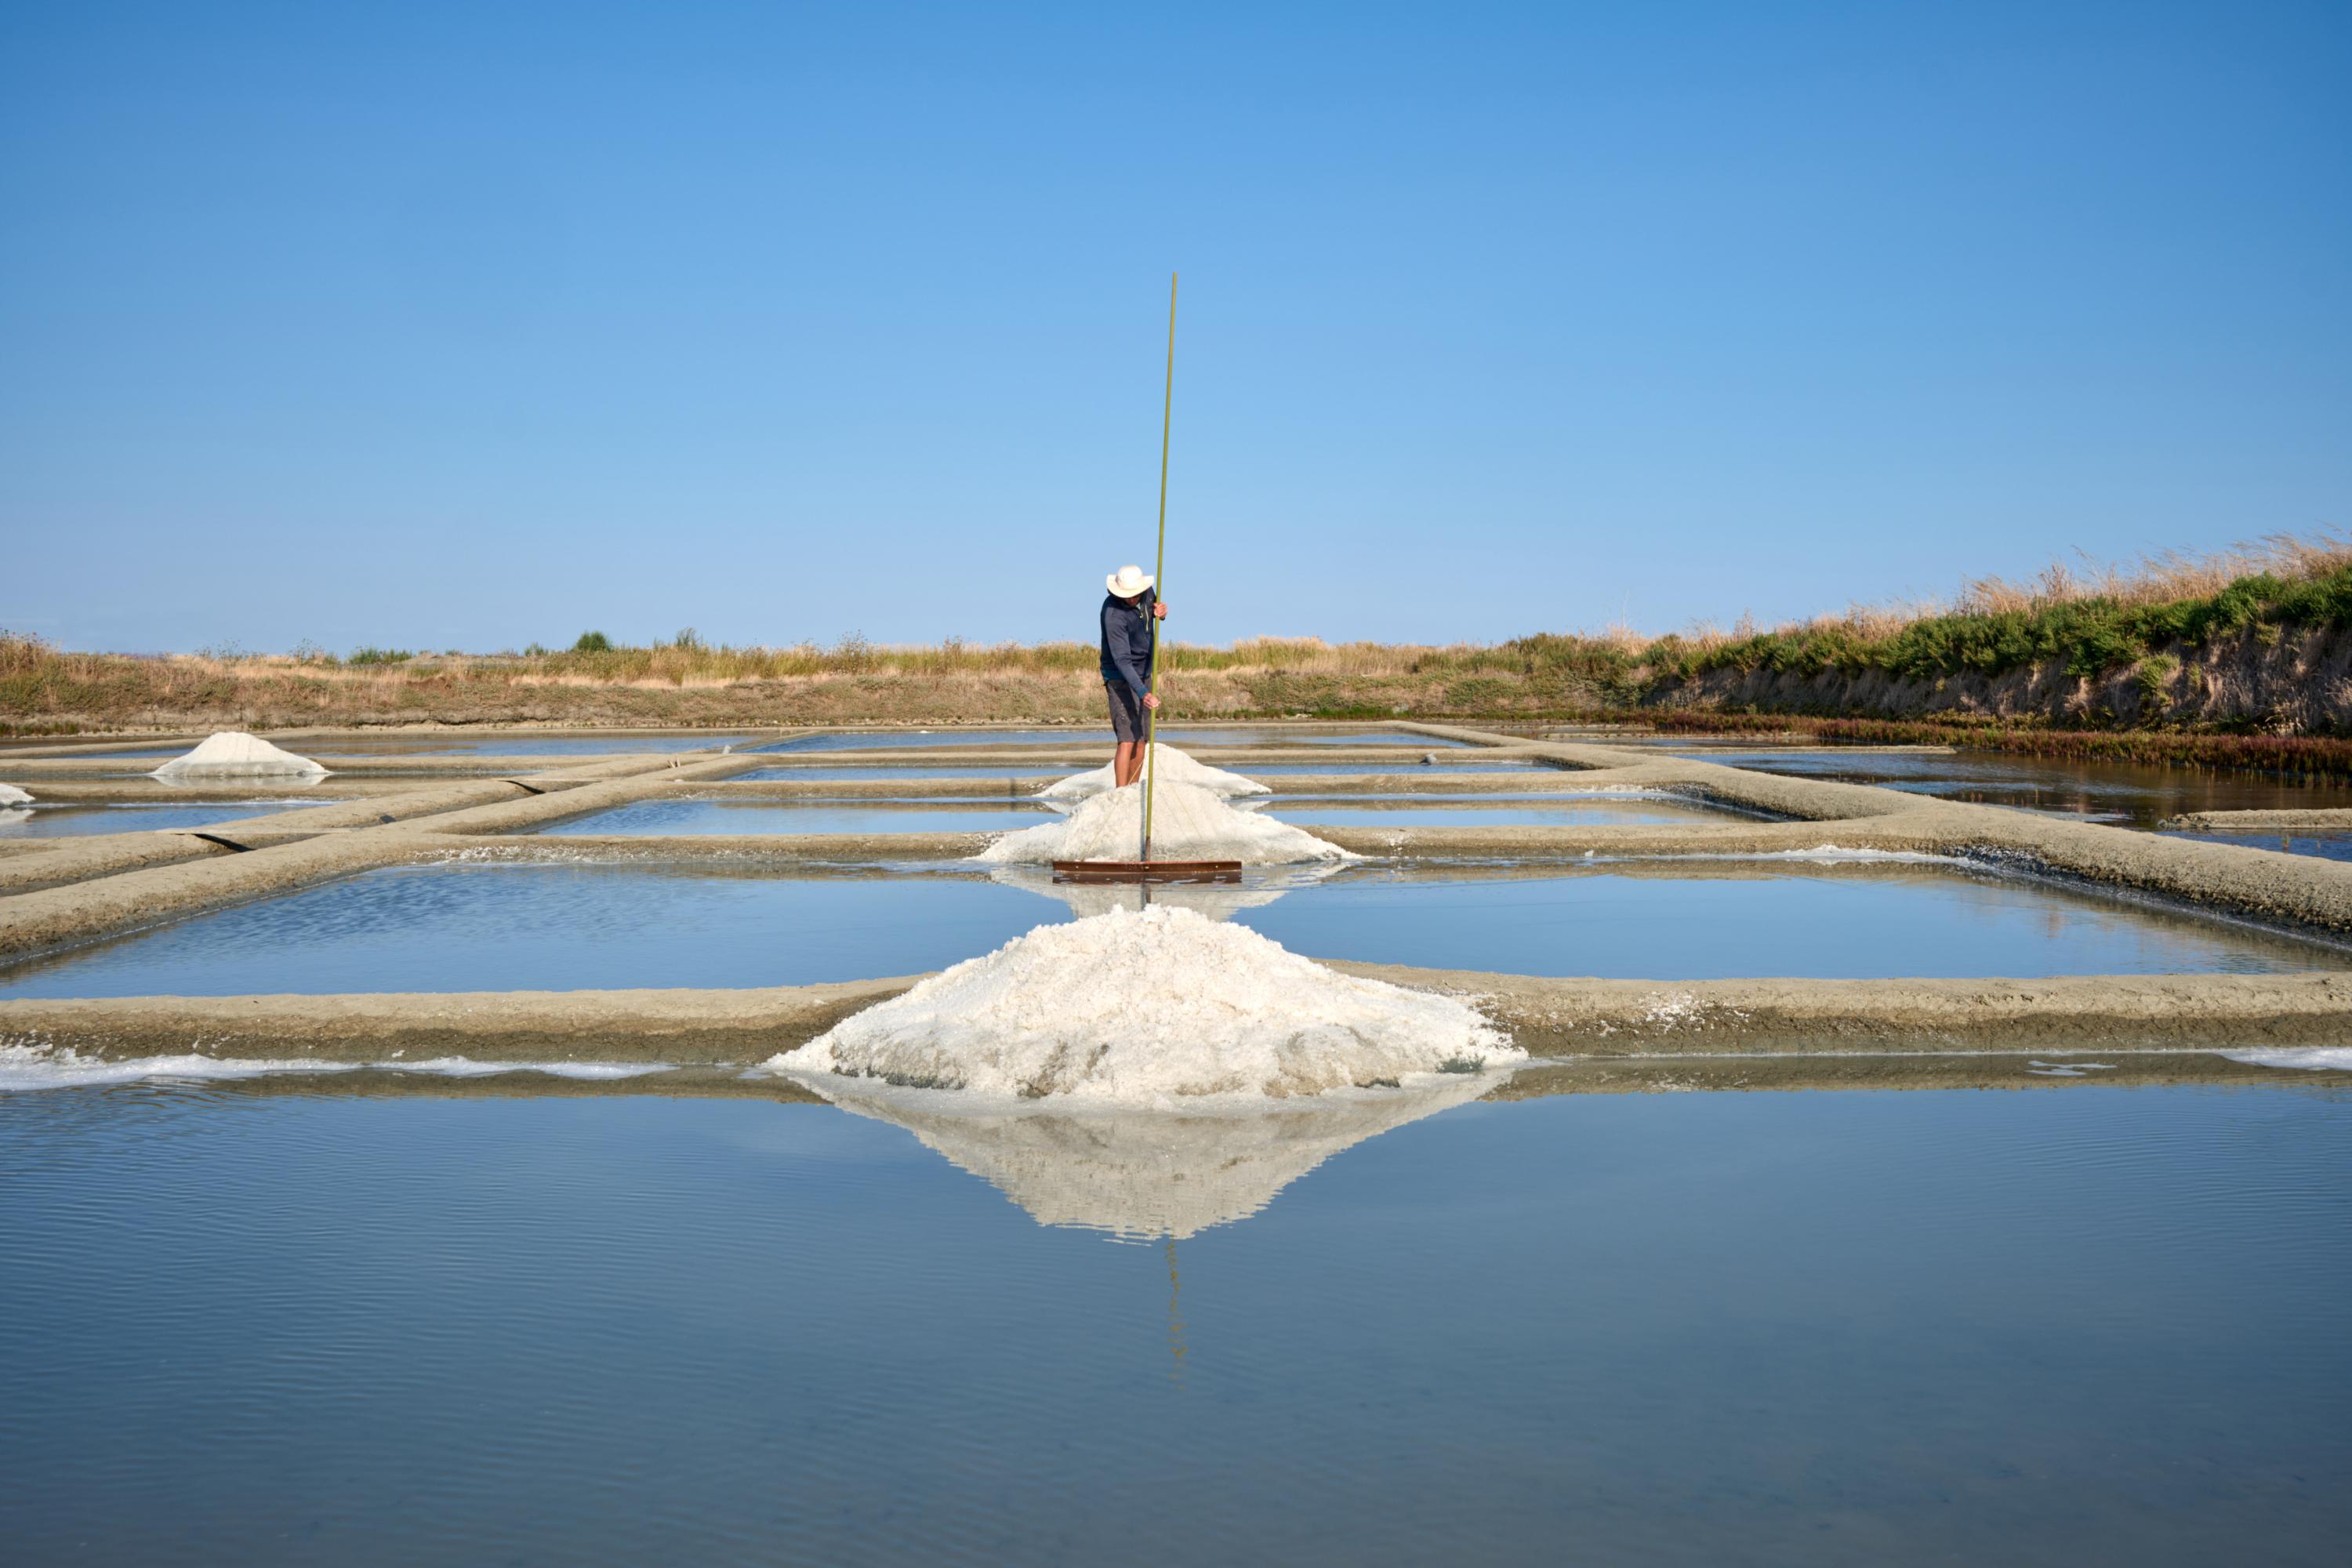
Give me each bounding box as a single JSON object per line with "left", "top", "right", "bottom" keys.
{"left": 1646, "top": 564, "right": 2352, "bottom": 684}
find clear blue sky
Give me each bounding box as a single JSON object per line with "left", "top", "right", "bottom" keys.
{"left": 4, "top": 1, "right": 2347, "bottom": 653}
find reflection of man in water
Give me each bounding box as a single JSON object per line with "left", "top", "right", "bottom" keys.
{"left": 1100, "top": 564, "right": 1170, "bottom": 786}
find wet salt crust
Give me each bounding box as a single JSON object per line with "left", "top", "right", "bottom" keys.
{"left": 0, "top": 1044, "right": 671, "bottom": 1093}
{"left": 1034, "top": 742, "right": 1269, "bottom": 803}
{"left": 771, "top": 905, "right": 1520, "bottom": 1102}
{"left": 2220, "top": 1047, "right": 2352, "bottom": 1071}
{"left": 0, "top": 782, "right": 31, "bottom": 804}
{"left": 151, "top": 731, "right": 328, "bottom": 781}
{"left": 982, "top": 779, "right": 1351, "bottom": 866}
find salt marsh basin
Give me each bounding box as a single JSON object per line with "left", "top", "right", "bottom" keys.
{"left": 7, "top": 720, "right": 2352, "bottom": 1566}
{"left": 5, "top": 856, "right": 2347, "bottom": 998}
{"left": 1, "top": 1073, "right": 2346, "bottom": 1565}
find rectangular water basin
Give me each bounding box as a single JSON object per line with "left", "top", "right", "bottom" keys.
{"left": 1265, "top": 793, "right": 1744, "bottom": 827}
{"left": 730, "top": 765, "right": 1071, "bottom": 782}
{"left": 3, "top": 857, "right": 2342, "bottom": 999}
{"left": 4, "top": 1082, "right": 2343, "bottom": 1563}
{"left": 2163, "top": 829, "right": 2352, "bottom": 864}
{"left": 751, "top": 727, "right": 1470, "bottom": 752}
{"left": 535, "top": 799, "right": 1061, "bottom": 836}
{"left": 0, "top": 800, "right": 332, "bottom": 839}
{"left": 1218, "top": 760, "right": 1560, "bottom": 775}
{"left": 0, "top": 746, "right": 190, "bottom": 764}
{"left": 304, "top": 733, "right": 757, "bottom": 757}
{"left": 1650, "top": 746, "right": 2352, "bottom": 827}
{"left": 730, "top": 760, "right": 1556, "bottom": 783}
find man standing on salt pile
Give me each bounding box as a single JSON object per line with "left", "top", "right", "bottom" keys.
{"left": 1101, "top": 564, "right": 1169, "bottom": 786}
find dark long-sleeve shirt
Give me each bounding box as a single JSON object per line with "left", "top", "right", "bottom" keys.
{"left": 1099, "top": 590, "right": 1157, "bottom": 696}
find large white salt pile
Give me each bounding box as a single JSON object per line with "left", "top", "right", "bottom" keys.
{"left": 771, "top": 904, "right": 1519, "bottom": 1102}
{"left": 804, "top": 1073, "right": 1501, "bottom": 1238}
{"left": 150, "top": 731, "right": 328, "bottom": 781}
{"left": 0, "top": 782, "right": 31, "bottom": 804}
{"left": 1036, "top": 742, "right": 1269, "bottom": 804}
{"left": 982, "top": 779, "right": 1351, "bottom": 866}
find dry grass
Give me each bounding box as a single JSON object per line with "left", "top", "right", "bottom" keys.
{"left": 1952, "top": 532, "right": 2352, "bottom": 619}
{"left": 1673, "top": 535, "right": 2352, "bottom": 655}
{"left": 9, "top": 531, "right": 2352, "bottom": 736}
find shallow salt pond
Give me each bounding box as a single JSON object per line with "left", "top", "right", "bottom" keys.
{"left": 0, "top": 800, "right": 330, "bottom": 838}
{"left": 730, "top": 760, "right": 1550, "bottom": 782}
{"left": 1174, "top": 759, "right": 1557, "bottom": 775}
{"left": 1265, "top": 794, "right": 1741, "bottom": 827}
{"left": 5, "top": 858, "right": 2342, "bottom": 999}
{"left": 0, "top": 746, "right": 191, "bottom": 763}
{"left": 305, "top": 733, "right": 758, "bottom": 756}
{"left": 2164, "top": 828, "right": 2352, "bottom": 864}
{"left": 750, "top": 728, "right": 1469, "bottom": 752}
{"left": 731, "top": 764, "right": 1087, "bottom": 782}
{"left": 0, "top": 1078, "right": 2343, "bottom": 1564}
{"left": 536, "top": 799, "right": 1062, "bottom": 836}
{"left": 0, "top": 735, "right": 756, "bottom": 761}
{"left": 532, "top": 794, "right": 1744, "bottom": 836}
{"left": 1639, "top": 745, "right": 2352, "bottom": 827}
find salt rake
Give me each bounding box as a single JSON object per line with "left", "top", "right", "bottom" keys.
{"left": 1056, "top": 270, "right": 1240, "bottom": 890}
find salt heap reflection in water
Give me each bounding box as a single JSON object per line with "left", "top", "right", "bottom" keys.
{"left": 795, "top": 1073, "right": 1503, "bottom": 1239}
{"left": 772, "top": 746, "right": 1519, "bottom": 1219}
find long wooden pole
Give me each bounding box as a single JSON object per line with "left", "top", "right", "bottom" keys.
{"left": 1141, "top": 270, "right": 1177, "bottom": 862}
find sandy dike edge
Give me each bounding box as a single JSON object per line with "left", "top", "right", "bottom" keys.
{"left": 7, "top": 969, "right": 2351, "bottom": 1064}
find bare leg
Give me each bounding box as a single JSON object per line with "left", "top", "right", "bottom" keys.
{"left": 1115, "top": 741, "right": 1142, "bottom": 786}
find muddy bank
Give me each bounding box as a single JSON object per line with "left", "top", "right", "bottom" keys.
{"left": 2160, "top": 809, "right": 2352, "bottom": 831}
{"left": 1656, "top": 623, "right": 2352, "bottom": 730}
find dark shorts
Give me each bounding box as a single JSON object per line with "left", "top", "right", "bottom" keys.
{"left": 1105, "top": 681, "right": 1146, "bottom": 743}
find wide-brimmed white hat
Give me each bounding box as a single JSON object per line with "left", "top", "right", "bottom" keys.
{"left": 1106, "top": 564, "right": 1155, "bottom": 597}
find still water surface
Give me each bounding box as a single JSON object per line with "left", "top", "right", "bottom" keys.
{"left": 1647, "top": 745, "right": 2352, "bottom": 826}
{"left": 0, "top": 801, "right": 328, "bottom": 838}
{"left": 536, "top": 799, "right": 1061, "bottom": 836}
{"left": 730, "top": 760, "right": 1552, "bottom": 781}
{"left": 0, "top": 1081, "right": 2343, "bottom": 1565}
{"left": 751, "top": 728, "right": 1467, "bottom": 751}
{"left": 1264, "top": 797, "right": 1738, "bottom": 827}
{"left": 303, "top": 734, "right": 758, "bottom": 756}
{"left": 2, "top": 860, "right": 2339, "bottom": 998}
{"left": 2166, "top": 829, "right": 2352, "bottom": 863}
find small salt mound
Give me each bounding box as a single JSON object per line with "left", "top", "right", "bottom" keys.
{"left": 982, "top": 779, "right": 1351, "bottom": 866}
{"left": 771, "top": 905, "right": 1519, "bottom": 1102}
{"left": 0, "top": 782, "right": 30, "bottom": 804}
{"left": 151, "top": 731, "right": 328, "bottom": 781}
{"left": 1036, "top": 742, "right": 1269, "bottom": 803}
